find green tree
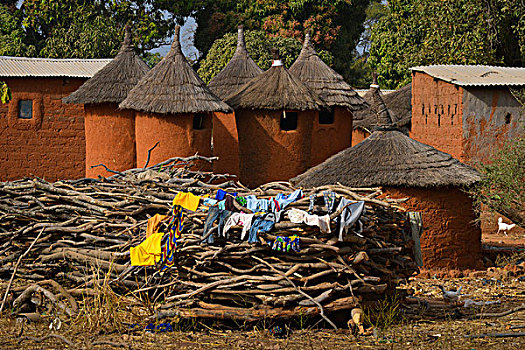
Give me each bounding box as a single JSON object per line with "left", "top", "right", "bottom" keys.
{"left": 473, "top": 136, "right": 525, "bottom": 228}
{"left": 197, "top": 30, "right": 333, "bottom": 84}
{"left": 0, "top": 5, "right": 35, "bottom": 56}
{"left": 369, "top": 0, "right": 525, "bottom": 89}
{"left": 193, "top": 0, "right": 370, "bottom": 82}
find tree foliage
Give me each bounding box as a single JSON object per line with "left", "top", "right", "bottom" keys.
{"left": 197, "top": 30, "right": 333, "bottom": 84}
{"left": 473, "top": 136, "right": 525, "bottom": 228}
{"left": 0, "top": 1, "right": 174, "bottom": 59}
{"left": 193, "top": 0, "right": 370, "bottom": 82}
{"left": 369, "top": 0, "right": 525, "bottom": 89}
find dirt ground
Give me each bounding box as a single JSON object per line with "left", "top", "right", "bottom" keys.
{"left": 1, "top": 224, "right": 523, "bottom": 350}
{"left": 1, "top": 272, "right": 525, "bottom": 350}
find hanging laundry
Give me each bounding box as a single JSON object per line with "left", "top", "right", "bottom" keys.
{"left": 130, "top": 231, "right": 163, "bottom": 266}
{"left": 159, "top": 205, "right": 185, "bottom": 268}
{"left": 202, "top": 207, "right": 232, "bottom": 244}
{"left": 246, "top": 195, "right": 270, "bottom": 212}
{"left": 223, "top": 213, "right": 254, "bottom": 239}
{"left": 287, "top": 208, "right": 331, "bottom": 233}
{"left": 247, "top": 213, "right": 276, "bottom": 243}
{"left": 202, "top": 198, "right": 218, "bottom": 207}
{"left": 308, "top": 194, "right": 316, "bottom": 213}
{"left": 146, "top": 214, "right": 168, "bottom": 238}
{"left": 271, "top": 235, "right": 300, "bottom": 252}
{"left": 236, "top": 196, "right": 247, "bottom": 207}
{"left": 270, "top": 189, "right": 304, "bottom": 222}
{"left": 323, "top": 191, "right": 337, "bottom": 213}
{"left": 215, "top": 189, "right": 237, "bottom": 201}
{"left": 172, "top": 192, "right": 201, "bottom": 212}
{"left": 336, "top": 199, "right": 365, "bottom": 241}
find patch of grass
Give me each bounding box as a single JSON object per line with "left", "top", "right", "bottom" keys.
{"left": 364, "top": 293, "right": 403, "bottom": 331}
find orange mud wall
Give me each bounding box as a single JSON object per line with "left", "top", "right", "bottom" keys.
{"left": 410, "top": 72, "right": 465, "bottom": 161}
{"left": 135, "top": 112, "right": 212, "bottom": 169}
{"left": 0, "top": 77, "right": 87, "bottom": 181}
{"left": 84, "top": 104, "right": 136, "bottom": 178}
{"left": 235, "top": 109, "right": 315, "bottom": 188}
{"left": 309, "top": 107, "right": 352, "bottom": 167}
{"left": 385, "top": 186, "right": 482, "bottom": 270}
{"left": 212, "top": 111, "right": 239, "bottom": 176}
{"left": 351, "top": 128, "right": 370, "bottom": 147}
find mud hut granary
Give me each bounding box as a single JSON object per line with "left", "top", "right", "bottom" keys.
{"left": 225, "top": 49, "right": 325, "bottom": 187}
{"left": 289, "top": 33, "right": 367, "bottom": 166}
{"left": 63, "top": 26, "right": 150, "bottom": 177}
{"left": 120, "top": 26, "right": 231, "bottom": 168}
{"left": 292, "top": 87, "right": 483, "bottom": 270}
{"left": 352, "top": 78, "right": 412, "bottom": 146}
{"left": 207, "top": 26, "right": 263, "bottom": 176}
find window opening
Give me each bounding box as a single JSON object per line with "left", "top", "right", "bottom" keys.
{"left": 421, "top": 104, "right": 425, "bottom": 115}
{"left": 18, "top": 100, "right": 33, "bottom": 119}
{"left": 437, "top": 114, "right": 441, "bottom": 126}
{"left": 280, "top": 111, "right": 298, "bottom": 131}
{"left": 193, "top": 113, "right": 206, "bottom": 130}
{"left": 319, "top": 110, "right": 334, "bottom": 125}
{"left": 505, "top": 113, "right": 512, "bottom": 124}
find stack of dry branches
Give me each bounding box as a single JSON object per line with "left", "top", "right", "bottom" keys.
{"left": 0, "top": 156, "right": 417, "bottom": 327}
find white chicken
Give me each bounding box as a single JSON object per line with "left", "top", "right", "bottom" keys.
{"left": 497, "top": 217, "right": 516, "bottom": 235}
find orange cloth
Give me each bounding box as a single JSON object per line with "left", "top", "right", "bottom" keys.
{"left": 130, "top": 231, "right": 163, "bottom": 266}
{"left": 172, "top": 192, "right": 201, "bottom": 212}
{"left": 146, "top": 214, "right": 168, "bottom": 238}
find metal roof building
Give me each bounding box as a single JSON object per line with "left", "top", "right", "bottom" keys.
{"left": 411, "top": 65, "right": 525, "bottom": 87}
{"left": 0, "top": 56, "right": 112, "bottom": 78}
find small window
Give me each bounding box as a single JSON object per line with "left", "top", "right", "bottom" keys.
{"left": 505, "top": 113, "right": 512, "bottom": 124}
{"left": 280, "top": 111, "right": 297, "bottom": 131}
{"left": 193, "top": 113, "right": 206, "bottom": 130}
{"left": 451, "top": 115, "right": 454, "bottom": 125}
{"left": 421, "top": 104, "right": 425, "bottom": 115}
{"left": 18, "top": 100, "right": 33, "bottom": 119}
{"left": 319, "top": 110, "right": 334, "bottom": 125}
{"left": 437, "top": 114, "right": 441, "bottom": 126}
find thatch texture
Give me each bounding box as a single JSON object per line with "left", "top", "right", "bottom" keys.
{"left": 225, "top": 49, "right": 325, "bottom": 111}
{"left": 353, "top": 83, "right": 412, "bottom": 132}
{"left": 289, "top": 34, "right": 367, "bottom": 111}
{"left": 120, "top": 26, "right": 231, "bottom": 114}
{"left": 291, "top": 128, "right": 482, "bottom": 188}
{"left": 208, "top": 26, "right": 263, "bottom": 100}
{"left": 63, "top": 26, "right": 150, "bottom": 105}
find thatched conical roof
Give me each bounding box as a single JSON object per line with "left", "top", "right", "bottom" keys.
{"left": 289, "top": 34, "right": 367, "bottom": 111}
{"left": 63, "top": 26, "right": 150, "bottom": 105}
{"left": 208, "top": 26, "right": 263, "bottom": 100}
{"left": 291, "top": 98, "right": 481, "bottom": 188}
{"left": 120, "top": 26, "right": 231, "bottom": 114}
{"left": 353, "top": 79, "right": 412, "bottom": 131}
{"left": 225, "top": 48, "right": 325, "bottom": 111}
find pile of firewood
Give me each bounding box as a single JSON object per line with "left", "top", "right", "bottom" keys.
{"left": 0, "top": 156, "right": 418, "bottom": 327}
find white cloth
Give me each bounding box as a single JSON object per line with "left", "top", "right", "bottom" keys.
{"left": 223, "top": 213, "right": 254, "bottom": 239}
{"left": 287, "top": 208, "right": 331, "bottom": 233}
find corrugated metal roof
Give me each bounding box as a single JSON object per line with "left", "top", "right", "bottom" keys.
{"left": 411, "top": 65, "right": 525, "bottom": 87}
{"left": 0, "top": 56, "right": 112, "bottom": 78}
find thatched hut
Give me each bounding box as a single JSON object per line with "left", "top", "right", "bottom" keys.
{"left": 63, "top": 26, "right": 150, "bottom": 177}
{"left": 352, "top": 77, "right": 412, "bottom": 146}
{"left": 120, "top": 26, "right": 231, "bottom": 167}
{"left": 225, "top": 49, "right": 325, "bottom": 187}
{"left": 291, "top": 87, "right": 483, "bottom": 270}
{"left": 289, "top": 34, "right": 367, "bottom": 166}
{"left": 207, "top": 26, "right": 263, "bottom": 176}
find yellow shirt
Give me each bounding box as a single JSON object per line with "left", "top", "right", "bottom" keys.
{"left": 130, "top": 231, "right": 163, "bottom": 266}
{"left": 172, "top": 192, "right": 200, "bottom": 212}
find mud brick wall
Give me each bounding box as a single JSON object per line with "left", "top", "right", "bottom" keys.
{"left": 84, "top": 103, "right": 136, "bottom": 178}
{"left": 410, "top": 72, "right": 465, "bottom": 161}
{"left": 235, "top": 109, "right": 316, "bottom": 188}
{"left": 351, "top": 128, "right": 370, "bottom": 147}
{"left": 135, "top": 112, "right": 213, "bottom": 171}
{"left": 0, "top": 77, "right": 87, "bottom": 181}
{"left": 212, "top": 111, "right": 240, "bottom": 177}
{"left": 309, "top": 107, "right": 353, "bottom": 167}
{"left": 385, "top": 186, "right": 483, "bottom": 270}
